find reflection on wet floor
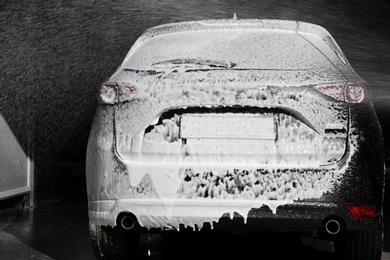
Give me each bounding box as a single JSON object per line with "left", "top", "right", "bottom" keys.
{"left": 135, "top": 230, "right": 333, "bottom": 260}
{"left": 0, "top": 198, "right": 94, "bottom": 260}
{"left": 0, "top": 190, "right": 389, "bottom": 260}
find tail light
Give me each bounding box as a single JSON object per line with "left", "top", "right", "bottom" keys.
{"left": 98, "top": 83, "right": 138, "bottom": 104}
{"left": 345, "top": 204, "right": 379, "bottom": 219}
{"left": 345, "top": 84, "right": 368, "bottom": 103}
{"left": 99, "top": 84, "right": 117, "bottom": 104}
{"left": 117, "top": 83, "right": 138, "bottom": 103}
{"left": 314, "top": 83, "right": 369, "bottom": 103}
{"left": 314, "top": 85, "right": 344, "bottom": 101}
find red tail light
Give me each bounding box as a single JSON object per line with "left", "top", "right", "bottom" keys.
{"left": 99, "top": 84, "right": 117, "bottom": 104}
{"left": 345, "top": 84, "right": 368, "bottom": 103}
{"left": 314, "top": 83, "right": 369, "bottom": 103}
{"left": 345, "top": 204, "right": 379, "bottom": 219}
{"left": 98, "top": 83, "right": 138, "bottom": 104}
{"left": 315, "top": 85, "right": 344, "bottom": 101}
{"left": 117, "top": 83, "right": 138, "bottom": 103}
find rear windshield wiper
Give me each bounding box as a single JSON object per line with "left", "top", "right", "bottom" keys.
{"left": 152, "top": 59, "right": 236, "bottom": 69}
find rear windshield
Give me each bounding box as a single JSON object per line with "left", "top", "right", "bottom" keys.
{"left": 124, "top": 29, "right": 335, "bottom": 71}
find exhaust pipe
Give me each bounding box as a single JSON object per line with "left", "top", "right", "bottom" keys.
{"left": 325, "top": 219, "right": 341, "bottom": 235}
{"left": 120, "top": 215, "right": 136, "bottom": 230}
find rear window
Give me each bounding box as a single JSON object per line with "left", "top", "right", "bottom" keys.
{"left": 123, "top": 29, "right": 335, "bottom": 70}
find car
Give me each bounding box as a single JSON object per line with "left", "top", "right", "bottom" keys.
{"left": 86, "top": 18, "right": 386, "bottom": 259}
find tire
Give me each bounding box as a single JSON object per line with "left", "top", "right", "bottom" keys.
{"left": 335, "top": 226, "right": 383, "bottom": 260}
{"left": 89, "top": 221, "right": 140, "bottom": 260}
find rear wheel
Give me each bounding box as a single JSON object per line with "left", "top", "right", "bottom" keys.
{"left": 335, "top": 226, "right": 383, "bottom": 260}
{"left": 89, "top": 221, "right": 140, "bottom": 260}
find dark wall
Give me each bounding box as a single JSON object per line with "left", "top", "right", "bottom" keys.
{"left": 1, "top": 0, "right": 389, "bottom": 199}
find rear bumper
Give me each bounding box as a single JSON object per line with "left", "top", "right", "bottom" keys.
{"left": 88, "top": 199, "right": 380, "bottom": 232}
{"left": 86, "top": 105, "right": 385, "bottom": 233}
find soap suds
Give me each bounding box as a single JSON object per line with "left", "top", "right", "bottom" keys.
{"left": 177, "top": 168, "right": 337, "bottom": 201}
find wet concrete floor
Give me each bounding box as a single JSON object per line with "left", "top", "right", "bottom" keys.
{"left": 0, "top": 189, "right": 390, "bottom": 260}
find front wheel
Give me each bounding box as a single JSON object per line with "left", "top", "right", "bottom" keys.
{"left": 89, "top": 221, "right": 140, "bottom": 260}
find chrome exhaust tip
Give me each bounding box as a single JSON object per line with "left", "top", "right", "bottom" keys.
{"left": 120, "top": 215, "right": 136, "bottom": 230}
{"left": 325, "top": 219, "right": 341, "bottom": 235}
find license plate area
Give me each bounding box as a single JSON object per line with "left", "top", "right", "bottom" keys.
{"left": 180, "top": 113, "right": 276, "bottom": 140}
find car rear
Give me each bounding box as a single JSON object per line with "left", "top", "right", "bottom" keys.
{"left": 86, "top": 19, "right": 385, "bottom": 259}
